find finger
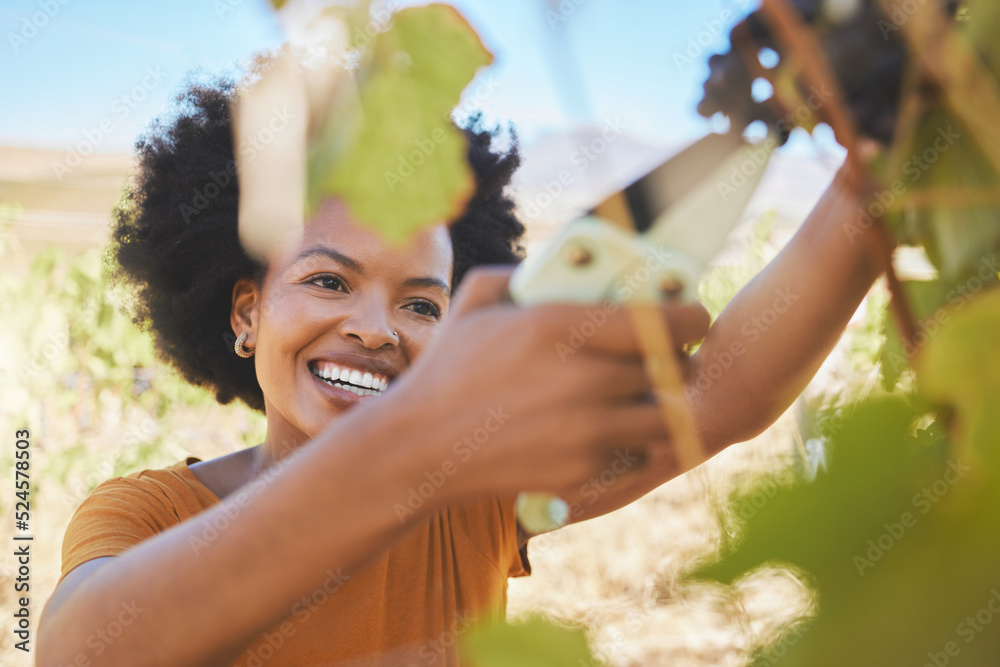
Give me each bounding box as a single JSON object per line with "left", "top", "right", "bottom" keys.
{"left": 662, "top": 301, "right": 710, "bottom": 346}
{"left": 555, "top": 438, "right": 680, "bottom": 519}
{"left": 533, "top": 300, "right": 712, "bottom": 357}
{"left": 576, "top": 402, "right": 673, "bottom": 450}
{"left": 510, "top": 405, "right": 670, "bottom": 494}
{"left": 563, "top": 356, "right": 652, "bottom": 402}
{"left": 449, "top": 265, "right": 516, "bottom": 317}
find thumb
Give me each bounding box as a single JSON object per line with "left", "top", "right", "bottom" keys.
{"left": 449, "top": 264, "right": 517, "bottom": 317}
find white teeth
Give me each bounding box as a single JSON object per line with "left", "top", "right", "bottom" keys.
{"left": 344, "top": 382, "right": 377, "bottom": 397}
{"left": 318, "top": 377, "right": 383, "bottom": 397}
{"left": 312, "top": 364, "right": 388, "bottom": 395}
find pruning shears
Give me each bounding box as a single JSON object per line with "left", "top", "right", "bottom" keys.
{"left": 509, "top": 130, "right": 775, "bottom": 534}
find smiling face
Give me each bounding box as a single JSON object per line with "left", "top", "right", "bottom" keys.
{"left": 230, "top": 198, "right": 453, "bottom": 446}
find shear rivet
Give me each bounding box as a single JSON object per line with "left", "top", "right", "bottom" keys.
{"left": 661, "top": 277, "right": 684, "bottom": 299}
{"left": 565, "top": 245, "right": 593, "bottom": 267}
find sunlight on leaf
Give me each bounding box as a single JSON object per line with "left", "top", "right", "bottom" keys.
{"left": 312, "top": 4, "right": 493, "bottom": 243}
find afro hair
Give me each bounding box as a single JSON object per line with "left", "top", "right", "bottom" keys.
{"left": 107, "top": 76, "right": 526, "bottom": 413}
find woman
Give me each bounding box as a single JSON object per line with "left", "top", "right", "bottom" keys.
{"left": 39, "top": 59, "right": 882, "bottom": 662}
{"left": 36, "top": 78, "right": 710, "bottom": 666}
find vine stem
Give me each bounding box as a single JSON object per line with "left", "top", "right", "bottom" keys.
{"left": 595, "top": 191, "right": 706, "bottom": 471}
{"left": 757, "top": 0, "right": 920, "bottom": 350}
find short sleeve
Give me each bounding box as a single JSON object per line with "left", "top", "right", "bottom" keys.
{"left": 445, "top": 494, "right": 532, "bottom": 580}
{"left": 499, "top": 495, "right": 532, "bottom": 578}
{"left": 58, "top": 477, "right": 183, "bottom": 584}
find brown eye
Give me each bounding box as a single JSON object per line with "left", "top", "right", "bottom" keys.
{"left": 310, "top": 275, "right": 345, "bottom": 291}
{"left": 406, "top": 300, "right": 441, "bottom": 319}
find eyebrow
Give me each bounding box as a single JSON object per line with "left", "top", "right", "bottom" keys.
{"left": 292, "top": 246, "right": 364, "bottom": 274}
{"left": 404, "top": 277, "right": 451, "bottom": 297}
{"left": 293, "top": 245, "right": 451, "bottom": 297}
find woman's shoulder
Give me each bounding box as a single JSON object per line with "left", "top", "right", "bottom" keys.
{"left": 122, "top": 456, "right": 220, "bottom": 505}
{"left": 71, "top": 456, "right": 220, "bottom": 528}
{"left": 58, "top": 456, "right": 218, "bottom": 583}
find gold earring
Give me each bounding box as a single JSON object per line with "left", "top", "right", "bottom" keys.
{"left": 234, "top": 332, "right": 255, "bottom": 358}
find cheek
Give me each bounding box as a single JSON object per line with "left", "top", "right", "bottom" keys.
{"left": 403, "top": 323, "right": 443, "bottom": 361}
{"left": 260, "top": 288, "right": 326, "bottom": 339}
{"left": 255, "top": 292, "right": 315, "bottom": 383}
{"left": 405, "top": 303, "right": 449, "bottom": 357}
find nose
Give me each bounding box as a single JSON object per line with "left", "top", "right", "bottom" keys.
{"left": 338, "top": 296, "right": 399, "bottom": 350}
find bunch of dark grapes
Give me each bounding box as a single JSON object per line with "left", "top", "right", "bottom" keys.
{"left": 698, "top": 0, "right": 961, "bottom": 146}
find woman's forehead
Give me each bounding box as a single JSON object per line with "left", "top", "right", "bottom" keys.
{"left": 277, "top": 199, "right": 453, "bottom": 278}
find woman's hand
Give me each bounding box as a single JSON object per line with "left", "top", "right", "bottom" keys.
{"left": 379, "top": 265, "right": 710, "bottom": 504}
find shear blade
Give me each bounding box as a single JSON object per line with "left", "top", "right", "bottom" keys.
{"left": 590, "top": 131, "right": 774, "bottom": 267}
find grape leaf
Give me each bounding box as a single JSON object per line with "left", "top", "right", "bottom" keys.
{"left": 694, "top": 394, "right": 1000, "bottom": 665}
{"left": 460, "top": 615, "right": 599, "bottom": 667}
{"left": 877, "top": 278, "right": 953, "bottom": 391}
{"left": 918, "top": 287, "right": 1000, "bottom": 466}
{"left": 892, "top": 107, "right": 1000, "bottom": 283}
{"left": 698, "top": 398, "right": 937, "bottom": 585}
{"left": 963, "top": 0, "right": 1000, "bottom": 78}
{"left": 696, "top": 287, "right": 1000, "bottom": 665}
{"left": 312, "top": 4, "right": 493, "bottom": 243}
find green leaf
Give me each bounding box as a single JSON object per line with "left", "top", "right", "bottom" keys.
{"left": 876, "top": 275, "right": 1000, "bottom": 392}
{"left": 918, "top": 287, "right": 1000, "bottom": 466}
{"left": 961, "top": 0, "right": 1000, "bottom": 80}
{"left": 311, "top": 4, "right": 493, "bottom": 243}
{"left": 693, "top": 393, "right": 1000, "bottom": 666}
{"left": 887, "top": 106, "right": 1000, "bottom": 283}
{"left": 461, "top": 615, "right": 600, "bottom": 667}
{"left": 698, "top": 398, "right": 933, "bottom": 585}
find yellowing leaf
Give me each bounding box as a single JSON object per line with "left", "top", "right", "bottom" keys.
{"left": 313, "top": 4, "right": 493, "bottom": 243}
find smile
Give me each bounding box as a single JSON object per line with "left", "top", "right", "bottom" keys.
{"left": 309, "top": 361, "right": 388, "bottom": 397}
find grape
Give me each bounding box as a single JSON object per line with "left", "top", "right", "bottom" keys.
{"left": 698, "top": 0, "right": 961, "bottom": 146}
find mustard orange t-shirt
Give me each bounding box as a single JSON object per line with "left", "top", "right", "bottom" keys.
{"left": 58, "top": 456, "right": 531, "bottom": 666}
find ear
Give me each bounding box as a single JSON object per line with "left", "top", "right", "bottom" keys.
{"left": 231, "top": 277, "right": 262, "bottom": 349}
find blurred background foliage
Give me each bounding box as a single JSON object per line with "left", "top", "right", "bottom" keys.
{"left": 0, "top": 242, "right": 266, "bottom": 526}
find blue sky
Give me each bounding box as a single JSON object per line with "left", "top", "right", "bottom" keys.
{"left": 0, "top": 0, "right": 833, "bottom": 155}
